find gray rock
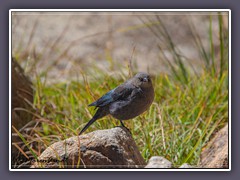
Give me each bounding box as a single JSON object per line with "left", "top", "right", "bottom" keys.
{"left": 31, "top": 127, "right": 146, "bottom": 168}
{"left": 145, "top": 156, "right": 173, "bottom": 168}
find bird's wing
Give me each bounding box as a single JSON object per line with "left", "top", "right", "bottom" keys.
{"left": 88, "top": 83, "right": 134, "bottom": 107}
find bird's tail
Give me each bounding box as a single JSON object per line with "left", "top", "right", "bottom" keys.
{"left": 79, "top": 116, "right": 98, "bottom": 135}
{"left": 79, "top": 108, "right": 109, "bottom": 135}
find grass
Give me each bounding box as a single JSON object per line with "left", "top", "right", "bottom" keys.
{"left": 12, "top": 13, "right": 229, "bottom": 168}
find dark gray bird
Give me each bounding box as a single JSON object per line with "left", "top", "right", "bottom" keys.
{"left": 79, "top": 72, "right": 154, "bottom": 135}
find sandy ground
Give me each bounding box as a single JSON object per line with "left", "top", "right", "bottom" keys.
{"left": 11, "top": 11, "right": 228, "bottom": 83}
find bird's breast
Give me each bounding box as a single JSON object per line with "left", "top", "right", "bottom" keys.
{"left": 109, "top": 86, "right": 154, "bottom": 120}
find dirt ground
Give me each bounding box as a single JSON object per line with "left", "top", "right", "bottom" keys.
{"left": 11, "top": 11, "right": 228, "bottom": 83}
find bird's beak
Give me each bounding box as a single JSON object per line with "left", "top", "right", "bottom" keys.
{"left": 143, "top": 77, "right": 148, "bottom": 82}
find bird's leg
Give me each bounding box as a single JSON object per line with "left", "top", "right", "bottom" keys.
{"left": 120, "top": 120, "right": 132, "bottom": 135}
{"left": 120, "top": 120, "right": 126, "bottom": 127}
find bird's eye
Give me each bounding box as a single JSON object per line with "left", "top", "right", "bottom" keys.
{"left": 139, "top": 77, "right": 143, "bottom": 82}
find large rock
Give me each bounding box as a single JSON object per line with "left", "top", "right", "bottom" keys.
{"left": 200, "top": 124, "right": 228, "bottom": 168}
{"left": 12, "top": 58, "right": 34, "bottom": 167}
{"left": 31, "top": 127, "right": 146, "bottom": 168}
{"left": 12, "top": 58, "right": 33, "bottom": 129}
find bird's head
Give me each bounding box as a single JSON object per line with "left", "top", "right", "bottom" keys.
{"left": 134, "top": 72, "right": 152, "bottom": 88}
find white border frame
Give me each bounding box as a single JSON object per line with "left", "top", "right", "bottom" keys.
{"left": 9, "top": 9, "right": 231, "bottom": 171}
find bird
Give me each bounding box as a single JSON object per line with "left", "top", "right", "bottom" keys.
{"left": 79, "top": 72, "right": 154, "bottom": 135}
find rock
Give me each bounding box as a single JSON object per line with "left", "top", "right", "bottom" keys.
{"left": 179, "top": 163, "right": 196, "bottom": 168}
{"left": 200, "top": 124, "right": 228, "bottom": 168}
{"left": 145, "top": 156, "right": 173, "bottom": 168}
{"left": 12, "top": 58, "right": 33, "bottom": 129}
{"left": 31, "top": 127, "right": 146, "bottom": 168}
{"left": 11, "top": 58, "right": 34, "bottom": 166}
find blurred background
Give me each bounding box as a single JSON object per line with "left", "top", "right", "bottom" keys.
{"left": 12, "top": 11, "right": 228, "bottom": 83}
